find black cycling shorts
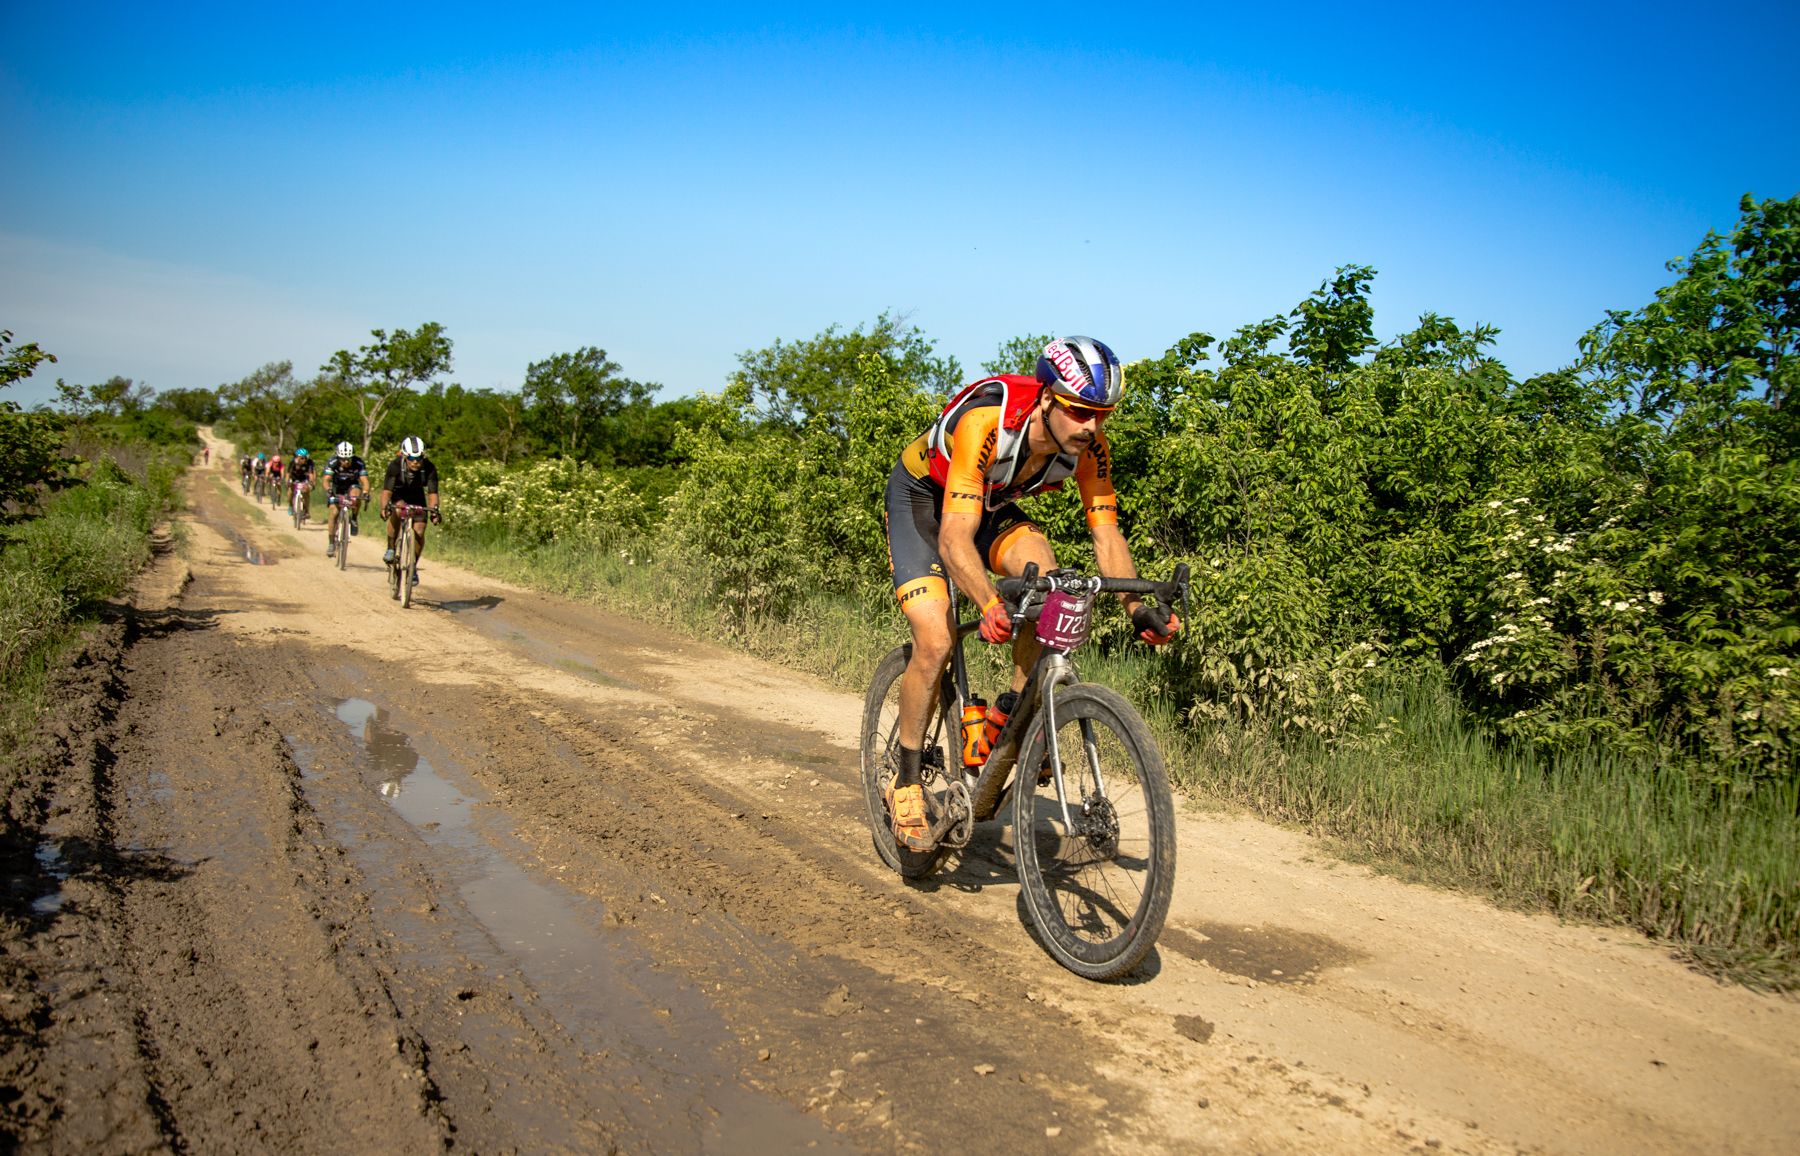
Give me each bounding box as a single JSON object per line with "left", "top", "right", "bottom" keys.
{"left": 882, "top": 460, "right": 1040, "bottom": 609}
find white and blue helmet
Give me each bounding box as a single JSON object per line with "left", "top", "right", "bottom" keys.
{"left": 1035, "top": 336, "right": 1123, "bottom": 410}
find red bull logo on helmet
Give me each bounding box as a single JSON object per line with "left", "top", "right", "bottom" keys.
{"left": 1045, "top": 340, "right": 1085, "bottom": 388}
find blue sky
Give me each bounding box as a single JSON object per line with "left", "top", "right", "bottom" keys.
{"left": 4, "top": 2, "right": 1797, "bottom": 408}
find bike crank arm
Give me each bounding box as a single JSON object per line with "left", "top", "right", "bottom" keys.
{"left": 925, "top": 780, "right": 974, "bottom": 849}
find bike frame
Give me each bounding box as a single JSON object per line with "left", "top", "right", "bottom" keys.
{"left": 932, "top": 565, "right": 1184, "bottom": 840}
{"left": 387, "top": 502, "right": 429, "bottom": 605}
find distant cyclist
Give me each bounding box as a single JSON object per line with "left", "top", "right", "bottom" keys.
{"left": 323, "top": 441, "right": 369, "bottom": 558}
{"left": 879, "top": 336, "right": 1180, "bottom": 850}
{"left": 239, "top": 453, "right": 253, "bottom": 489}
{"left": 287, "top": 447, "right": 314, "bottom": 513}
{"left": 252, "top": 453, "right": 268, "bottom": 488}
{"left": 268, "top": 452, "right": 284, "bottom": 493}
{"left": 380, "top": 436, "right": 440, "bottom": 582}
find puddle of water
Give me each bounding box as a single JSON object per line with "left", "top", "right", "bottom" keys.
{"left": 326, "top": 697, "right": 845, "bottom": 1153}
{"left": 197, "top": 518, "right": 278, "bottom": 565}
{"left": 1160, "top": 920, "right": 1368, "bottom": 984}
{"left": 32, "top": 841, "right": 73, "bottom": 915}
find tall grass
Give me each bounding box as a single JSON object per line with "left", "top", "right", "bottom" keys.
{"left": 437, "top": 519, "right": 1800, "bottom": 989}
{"left": 1, "top": 453, "right": 179, "bottom": 683}
{"left": 1168, "top": 670, "right": 1799, "bottom": 988}
{"left": 0, "top": 447, "right": 184, "bottom": 795}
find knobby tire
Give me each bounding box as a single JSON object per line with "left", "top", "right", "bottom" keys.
{"left": 399, "top": 524, "right": 416, "bottom": 608}
{"left": 1013, "top": 683, "right": 1175, "bottom": 981}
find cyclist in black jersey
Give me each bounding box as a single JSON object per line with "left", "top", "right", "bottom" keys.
{"left": 380, "top": 436, "right": 440, "bottom": 582}
{"left": 287, "top": 447, "right": 314, "bottom": 515}
{"left": 323, "top": 441, "right": 369, "bottom": 557}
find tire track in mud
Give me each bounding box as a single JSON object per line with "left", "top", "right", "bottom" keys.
{"left": 8, "top": 554, "right": 453, "bottom": 1153}
{"left": 439, "top": 682, "right": 1146, "bottom": 1151}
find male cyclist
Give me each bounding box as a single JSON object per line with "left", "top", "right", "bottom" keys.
{"left": 881, "top": 336, "right": 1181, "bottom": 850}
{"left": 323, "top": 441, "right": 369, "bottom": 558}
{"left": 380, "top": 436, "right": 440, "bottom": 582}
{"left": 239, "top": 453, "right": 253, "bottom": 490}
{"left": 268, "top": 452, "right": 284, "bottom": 495}
{"left": 287, "top": 447, "right": 314, "bottom": 516}
{"left": 252, "top": 452, "right": 268, "bottom": 493}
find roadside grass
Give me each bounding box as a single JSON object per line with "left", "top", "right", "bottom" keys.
{"left": 436, "top": 521, "right": 1800, "bottom": 991}
{"left": 0, "top": 447, "right": 184, "bottom": 825}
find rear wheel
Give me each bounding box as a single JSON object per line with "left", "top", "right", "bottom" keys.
{"left": 859, "top": 644, "right": 958, "bottom": 878}
{"left": 1013, "top": 683, "right": 1175, "bottom": 981}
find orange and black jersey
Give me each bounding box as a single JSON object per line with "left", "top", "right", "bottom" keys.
{"left": 898, "top": 375, "right": 1120, "bottom": 530}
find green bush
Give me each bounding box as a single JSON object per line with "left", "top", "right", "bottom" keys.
{"left": 0, "top": 451, "right": 176, "bottom": 682}
{"left": 440, "top": 457, "right": 653, "bottom": 545}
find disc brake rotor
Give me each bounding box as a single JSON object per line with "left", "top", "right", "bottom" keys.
{"left": 1080, "top": 792, "right": 1120, "bottom": 858}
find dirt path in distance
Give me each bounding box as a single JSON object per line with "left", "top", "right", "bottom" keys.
{"left": 2, "top": 432, "right": 1795, "bottom": 1154}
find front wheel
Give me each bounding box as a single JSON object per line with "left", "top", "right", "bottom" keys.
{"left": 335, "top": 511, "right": 350, "bottom": 570}
{"left": 859, "top": 644, "right": 957, "bottom": 879}
{"left": 1014, "top": 683, "right": 1175, "bottom": 981}
{"left": 399, "top": 526, "right": 416, "bottom": 608}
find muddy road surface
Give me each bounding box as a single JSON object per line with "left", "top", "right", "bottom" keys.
{"left": 3, "top": 439, "right": 1797, "bottom": 1154}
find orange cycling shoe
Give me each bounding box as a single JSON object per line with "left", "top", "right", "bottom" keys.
{"left": 886, "top": 782, "right": 933, "bottom": 851}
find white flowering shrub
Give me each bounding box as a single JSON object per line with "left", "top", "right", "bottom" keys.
{"left": 1456, "top": 485, "right": 1797, "bottom": 768}
{"left": 439, "top": 458, "right": 651, "bottom": 545}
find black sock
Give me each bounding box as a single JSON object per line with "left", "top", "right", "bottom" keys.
{"left": 896, "top": 744, "right": 922, "bottom": 789}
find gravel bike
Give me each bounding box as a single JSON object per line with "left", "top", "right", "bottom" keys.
{"left": 291, "top": 479, "right": 312, "bottom": 530}
{"left": 385, "top": 501, "right": 432, "bottom": 607}
{"left": 327, "top": 493, "right": 357, "bottom": 571}
{"left": 859, "top": 563, "right": 1187, "bottom": 981}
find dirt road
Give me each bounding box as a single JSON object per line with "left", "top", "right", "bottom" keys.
{"left": 3, "top": 435, "right": 1796, "bottom": 1154}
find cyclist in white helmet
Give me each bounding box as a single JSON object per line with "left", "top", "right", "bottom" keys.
{"left": 380, "top": 436, "right": 441, "bottom": 583}
{"left": 878, "top": 336, "right": 1181, "bottom": 850}
{"left": 323, "top": 441, "right": 369, "bottom": 558}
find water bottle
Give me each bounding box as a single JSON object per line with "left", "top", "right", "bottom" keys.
{"left": 960, "top": 697, "right": 989, "bottom": 767}
{"left": 983, "top": 689, "right": 1019, "bottom": 751}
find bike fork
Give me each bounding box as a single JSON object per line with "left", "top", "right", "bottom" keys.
{"left": 1031, "top": 653, "right": 1095, "bottom": 830}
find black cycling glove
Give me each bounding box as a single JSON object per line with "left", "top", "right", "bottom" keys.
{"left": 1131, "top": 602, "right": 1177, "bottom": 645}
